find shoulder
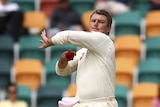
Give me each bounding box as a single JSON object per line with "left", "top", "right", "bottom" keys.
{"left": 0, "top": 100, "right": 10, "bottom": 105}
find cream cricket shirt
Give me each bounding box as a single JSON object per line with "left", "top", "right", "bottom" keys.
{"left": 51, "top": 31, "right": 116, "bottom": 101}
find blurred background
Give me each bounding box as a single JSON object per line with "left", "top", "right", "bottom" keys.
{"left": 0, "top": 0, "right": 160, "bottom": 107}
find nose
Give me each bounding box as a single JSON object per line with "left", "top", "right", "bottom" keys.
{"left": 93, "top": 20, "right": 98, "bottom": 26}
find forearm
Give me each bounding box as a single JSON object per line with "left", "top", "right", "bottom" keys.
{"left": 58, "top": 55, "right": 68, "bottom": 69}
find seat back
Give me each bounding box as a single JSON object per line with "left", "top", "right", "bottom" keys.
{"left": 23, "top": 11, "right": 46, "bottom": 30}
{"left": 81, "top": 10, "right": 93, "bottom": 31}
{"left": 19, "top": 35, "right": 45, "bottom": 63}
{"left": 45, "top": 58, "right": 71, "bottom": 90}
{"left": 37, "top": 85, "right": 63, "bottom": 107}
{"left": 130, "top": 0, "right": 151, "bottom": 17}
{"left": 115, "top": 35, "right": 142, "bottom": 65}
{"left": 9, "top": 0, "right": 35, "bottom": 11}
{"left": 146, "top": 36, "right": 160, "bottom": 58}
{"left": 67, "top": 83, "right": 76, "bottom": 97}
{"left": 138, "top": 58, "right": 160, "bottom": 84}
{"left": 116, "top": 84, "right": 128, "bottom": 107}
{"left": 14, "top": 59, "right": 43, "bottom": 91}
{"left": 146, "top": 10, "right": 160, "bottom": 37}
{"left": 17, "top": 85, "right": 31, "bottom": 107}
{"left": 114, "top": 11, "right": 141, "bottom": 36}
{"left": 132, "top": 83, "right": 158, "bottom": 107}
{"left": 69, "top": 0, "right": 95, "bottom": 16}
{"left": 0, "top": 59, "right": 12, "bottom": 89}
{"left": 116, "top": 57, "right": 136, "bottom": 89}
{"left": 0, "top": 35, "right": 14, "bottom": 63}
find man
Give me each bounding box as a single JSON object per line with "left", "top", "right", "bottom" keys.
{"left": 39, "top": 9, "right": 118, "bottom": 107}
{"left": 0, "top": 0, "right": 24, "bottom": 42}
{"left": 47, "top": 0, "right": 83, "bottom": 36}
{"left": 0, "top": 83, "right": 28, "bottom": 107}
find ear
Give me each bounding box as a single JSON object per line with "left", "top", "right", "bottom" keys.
{"left": 106, "top": 26, "right": 111, "bottom": 35}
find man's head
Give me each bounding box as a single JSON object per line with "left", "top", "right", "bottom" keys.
{"left": 6, "top": 83, "right": 17, "bottom": 102}
{"left": 0, "top": 0, "right": 8, "bottom": 5}
{"left": 59, "top": 0, "right": 70, "bottom": 9}
{"left": 89, "top": 9, "right": 112, "bottom": 35}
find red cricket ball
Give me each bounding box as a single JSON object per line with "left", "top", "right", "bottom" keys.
{"left": 65, "top": 51, "right": 75, "bottom": 60}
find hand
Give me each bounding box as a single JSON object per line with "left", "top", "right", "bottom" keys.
{"left": 65, "top": 49, "right": 76, "bottom": 61}
{"left": 58, "top": 49, "right": 76, "bottom": 69}
{"left": 39, "top": 29, "right": 53, "bottom": 49}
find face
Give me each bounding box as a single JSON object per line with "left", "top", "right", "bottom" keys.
{"left": 1, "top": 0, "right": 8, "bottom": 5}
{"left": 8, "top": 85, "right": 17, "bottom": 102}
{"left": 89, "top": 13, "right": 111, "bottom": 35}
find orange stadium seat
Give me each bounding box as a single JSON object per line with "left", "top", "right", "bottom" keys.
{"left": 67, "top": 83, "right": 76, "bottom": 97}
{"left": 116, "top": 57, "right": 136, "bottom": 89}
{"left": 23, "top": 11, "right": 46, "bottom": 34}
{"left": 13, "top": 59, "right": 43, "bottom": 91}
{"left": 146, "top": 10, "right": 160, "bottom": 37}
{"left": 132, "top": 82, "right": 158, "bottom": 107}
{"left": 114, "top": 35, "right": 142, "bottom": 65}
{"left": 81, "top": 10, "right": 93, "bottom": 31}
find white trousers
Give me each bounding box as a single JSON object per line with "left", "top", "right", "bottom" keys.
{"left": 72, "top": 97, "right": 118, "bottom": 107}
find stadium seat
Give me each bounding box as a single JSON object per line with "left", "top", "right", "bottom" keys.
{"left": 114, "top": 11, "right": 141, "bottom": 36}
{"left": 145, "top": 36, "right": 160, "bottom": 58}
{"left": 146, "top": 10, "right": 160, "bottom": 37}
{"left": 115, "top": 84, "right": 128, "bottom": 107}
{"left": 116, "top": 57, "right": 136, "bottom": 89}
{"left": 138, "top": 58, "right": 160, "bottom": 84}
{"left": 132, "top": 82, "right": 158, "bottom": 107}
{"left": 17, "top": 85, "right": 31, "bottom": 107}
{"left": 23, "top": 11, "right": 46, "bottom": 34}
{"left": 37, "top": 84, "right": 63, "bottom": 107}
{"left": 0, "top": 59, "right": 12, "bottom": 89}
{"left": 69, "top": 0, "right": 95, "bottom": 16}
{"left": 45, "top": 58, "right": 71, "bottom": 90}
{"left": 51, "top": 44, "right": 77, "bottom": 60}
{"left": 114, "top": 35, "right": 142, "bottom": 65}
{"left": 130, "top": 0, "right": 151, "bottom": 17}
{"left": 13, "top": 59, "right": 43, "bottom": 91}
{"left": 81, "top": 10, "right": 93, "bottom": 31}
{"left": 40, "top": 0, "right": 59, "bottom": 18}
{"left": 19, "top": 35, "right": 45, "bottom": 63}
{"left": 66, "top": 83, "right": 76, "bottom": 97}
{"left": 9, "top": 0, "right": 35, "bottom": 11}
{"left": 0, "top": 35, "right": 14, "bottom": 64}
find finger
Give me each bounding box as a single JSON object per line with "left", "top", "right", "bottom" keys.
{"left": 39, "top": 45, "right": 45, "bottom": 49}
{"left": 41, "top": 30, "right": 48, "bottom": 42}
{"left": 39, "top": 40, "right": 45, "bottom": 44}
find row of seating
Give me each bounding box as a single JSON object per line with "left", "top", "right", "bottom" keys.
{"left": 2, "top": 82, "right": 158, "bottom": 107}
{"left": 9, "top": 0, "right": 96, "bottom": 17}
{"left": 1, "top": 35, "right": 160, "bottom": 89}
{"left": 82, "top": 10, "right": 160, "bottom": 40}
{"left": 2, "top": 84, "right": 63, "bottom": 107}
{"left": 9, "top": 0, "right": 152, "bottom": 18}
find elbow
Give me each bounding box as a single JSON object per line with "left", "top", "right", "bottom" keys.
{"left": 56, "top": 70, "right": 68, "bottom": 76}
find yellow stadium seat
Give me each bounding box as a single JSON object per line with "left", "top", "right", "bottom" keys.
{"left": 146, "top": 10, "right": 160, "bottom": 37}
{"left": 67, "top": 83, "right": 76, "bottom": 97}
{"left": 132, "top": 82, "right": 158, "bottom": 107}
{"left": 114, "top": 35, "right": 142, "bottom": 65}
{"left": 81, "top": 10, "right": 93, "bottom": 31}
{"left": 14, "top": 59, "right": 43, "bottom": 91}
{"left": 116, "top": 57, "right": 136, "bottom": 89}
{"left": 23, "top": 11, "right": 46, "bottom": 33}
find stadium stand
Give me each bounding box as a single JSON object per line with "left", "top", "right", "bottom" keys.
{"left": 13, "top": 59, "right": 43, "bottom": 91}
{"left": 0, "top": 1, "right": 160, "bottom": 107}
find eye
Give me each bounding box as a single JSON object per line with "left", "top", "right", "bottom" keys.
{"left": 91, "top": 19, "right": 96, "bottom": 22}
{"left": 99, "top": 20, "right": 105, "bottom": 23}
